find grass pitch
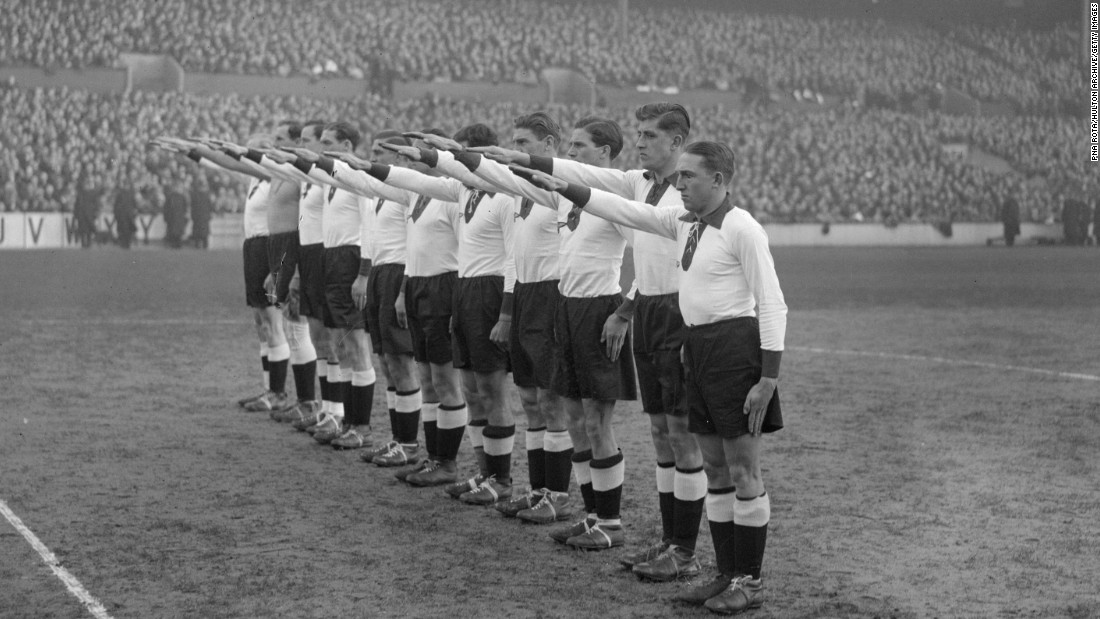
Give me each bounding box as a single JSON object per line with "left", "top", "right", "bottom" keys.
{"left": 1, "top": 245, "right": 1097, "bottom": 618}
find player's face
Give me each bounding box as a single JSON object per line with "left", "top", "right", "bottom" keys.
{"left": 675, "top": 154, "right": 723, "bottom": 215}
{"left": 370, "top": 140, "right": 403, "bottom": 166}
{"left": 273, "top": 124, "right": 295, "bottom": 146}
{"left": 635, "top": 119, "right": 678, "bottom": 172}
{"left": 319, "top": 129, "right": 351, "bottom": 153}
{"left": 300, "top": 126, "right": 324, "bottom": 154}
{"left": 566, "top": 129, "right": 606, "bottom": 166}
{"left": 511, "top": 128, "right": 553, "bottom": 156}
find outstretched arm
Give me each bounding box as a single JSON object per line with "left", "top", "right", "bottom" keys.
{"left": 511, "top": 166, "right": 678, "bottom": 240}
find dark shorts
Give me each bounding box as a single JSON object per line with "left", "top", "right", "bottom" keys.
{"left": 634, "top": 292, "right": 687, "bottom": 416}
{"left": 267, "top": 231, "right": 300, "bottom": 306}
{"left": 451, "top": 275, "right": 509, "bottom": 373}
{"left": 322, "top": 245, "right": 365, "bottom": 330}
{"left": 298, "top": 243, "right": 325, "bottom": 320}
{"left": 509, "top": 280, "right": 560, "bottom": 389}
{"left": 367, "top": 262, "right": 414, "bottom": 356}
{"left": 683, "top": 317, "right": 783, "bottom": 439}
{"left": 553, "top": 294, "right": 637, "bottom": 401}
{"left": 242, "top": 235, "right": 271, "bottom": 308}
{"left": 405, "top": 271, "right": 457, "bottom": 365}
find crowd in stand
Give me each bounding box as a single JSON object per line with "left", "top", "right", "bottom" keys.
{"left": 1, "top": 0, "right": 1082, "bottom": 113}
{"left": 2, "top": 84, "right": 1090, "bottom": 226}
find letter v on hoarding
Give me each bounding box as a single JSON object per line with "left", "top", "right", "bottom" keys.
{"left": 27, "top": 216, "right": 44, "bottom": 245}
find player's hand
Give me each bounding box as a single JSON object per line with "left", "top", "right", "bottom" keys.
{"left": 469, "top": 146, "right": 530, "bottom": 166}
{"left": 406, "top": 132, "right": 464, "bottom": 152}
{"left": 202, "top": 138, "right": 247, "bottom": 156}
{"left": 394, "top": 293, "right": 408, "bottom": 329}
{"left": 154, "top": 136, "right": 197, "bottom": 153}
{"left": 490, "top": 317, "right": 511, "bottom": 351}
{"left": 743, "top": 377, "right": 777, "bottom": 437}
{"left": 510, "top": 166, "right": 567, "bottom": 193}
{"left": 379, "top": 142, "right": 422, "bottom": 160}
{"left": 259, "top": 147, "right": 296, "bottom": 164}
{"left": 600, "top": 313, "right": 629, "bottom": 361}
{"left": 327, "top": 151, "right": 371, "bottom": 169}
{"left": 286, "top": 147, "right": 320, "bottom": 163}
{"left": 352, "top": 274, "right": 369, "bottom": 311}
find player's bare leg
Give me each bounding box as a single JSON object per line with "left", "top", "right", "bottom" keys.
{"left": 460, "top": 369, "right": 514, "bottom": 505}
{"left": 330, "top": 328, "right": 377, "bottom": 450}
{"left": 406, "top": 360, "right": 466, "bottom": 487}
{"left": 369, "top": 352, "right": 423, "bottom": 466}
{"left": 245, "top": 305, "right": 290, "bottom": 411}
{"left": 631, "top": 413, "right": 706, "bottom": 581}
{"left": 565, "top": 399, "right": 624, "bottom": 549}
{"left": 239, "top": 309, "right": 271, "bottom": 407}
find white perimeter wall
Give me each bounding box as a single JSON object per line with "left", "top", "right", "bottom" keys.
{"left": 0, "top": 214, "right": 1062, "bottom": 249}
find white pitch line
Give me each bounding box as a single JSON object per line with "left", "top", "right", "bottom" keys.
{"left": 790, "top": 346, "right": 1100, "bottom": 382}
{"left": 0, "top": 499, "right": 113, "bottom": 619}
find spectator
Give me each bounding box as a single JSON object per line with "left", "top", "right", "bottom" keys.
{"left": 114, "top": 178, "right": 138, "bottom": 249}
{"left": 188, "top": 174, "right": 213, "bottom": 249}
{"left": 162, "top": 177, "right": 190, "bottom": 249}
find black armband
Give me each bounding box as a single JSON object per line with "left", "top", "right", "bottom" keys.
{"left": 315, "top": 156, "right": 335, "bottom": 176}
{"left": 528, "top": 155, "right": 554, "bottom": 174}
{"left": 292, "top": 157, "right": 313, "bottom": 175}
{"left": 245, "top": 149, "right": 264, "bottom": 164}
{"left": 365, "top": 163, "right": 390, "bottom": 181}
{"left": 418, "top": 148, "right": 439, "bottom": 168}
{"left": 186, "top": 149, "right": 202, "bottom": 163}
{"left": 557, "top": 183, "right": 592, "bottom": 208}
{"left": 453, "top": 151, "right": 482, "bottom": 173}
{"left": 358, "top": 258, "right": 373, "bottom": 277}
{"left": 761, "top": 350, "right": 782, "bottom": 379}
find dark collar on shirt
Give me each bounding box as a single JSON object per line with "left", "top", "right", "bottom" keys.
{"left": 642, "top": 170, "right": 675, "bottom": 186}
{"left": 465, "top": 186, "right": 495, "bottom": 198}
{"left": 679, "top": 194, "right": 734, "bottom": 228}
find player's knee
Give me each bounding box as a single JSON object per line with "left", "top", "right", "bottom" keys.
{"left": 727, "top": 461, "right": 760, "bottom": 489}
{"left": 583, "top": 413, "right": 608, "bottom": 441}
{"left": 649, "top": 418, "right": 671, "bottom": 445}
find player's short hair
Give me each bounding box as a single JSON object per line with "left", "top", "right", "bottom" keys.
{"left": 301, "top": 119, "right": 326, "bottom": 140}
{"left": 513, "top": 112, "right": 561, "bottom": 146}
{"left": 420, "top": 127, "right": 450, "bottom": 139}
{"left": 324, "top": 121, "right": 361, "bottom": 148}
{"left": 372, "top": 129, "right": 410, "bottom": 146}
{"left": 574, "top": 116, "right": 624, "bottom": 160}
{"left": 454, "top": 123, "right": 498, "bottom": 148}
{"left": 683, "top": 141, "right": 737, "bottom": 182}
{"left": 634, "top": 102, "right": 691, "bottom": 140}
{"left": 277, "top": 120, "right": 303, "bottom": 140}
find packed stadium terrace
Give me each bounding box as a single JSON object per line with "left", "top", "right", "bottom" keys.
{"left": 2, "top": 85, "right": 1090, "bottom": 225}
{"left": 0, "top": 0, "right": 1081, "bottom": 114}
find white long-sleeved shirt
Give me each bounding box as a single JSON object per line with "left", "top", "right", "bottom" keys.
{"left": 405, "top": 194, "right": 461, "bottom": 277}
{"left": 466, "top": 154, "right": 633, "bottom": 298}
{"left": 582, "top": 188, "right": 787, "bottom": 351}
{"left": 437, "top": 154, "right": 558, "bottom": 286}
{"left": 307, "top": 165, "right": 362, "bottom": 248}
{"left": 384, "top": 160, "right": 516, "bottom": 293}
{"left": 253, "top": 155, "right": 323, "bottom": 245}
{"left": 311, "top": 159, "right": 418, "bottom": 265}
{"left": 242, "top": 178, "right": 270, "bottom": 239}
{"left": 297, "top": 182, "right": 325, "bottom": 246}
{"left": 545, "top": 159, "right": 680, "bottom": 297}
